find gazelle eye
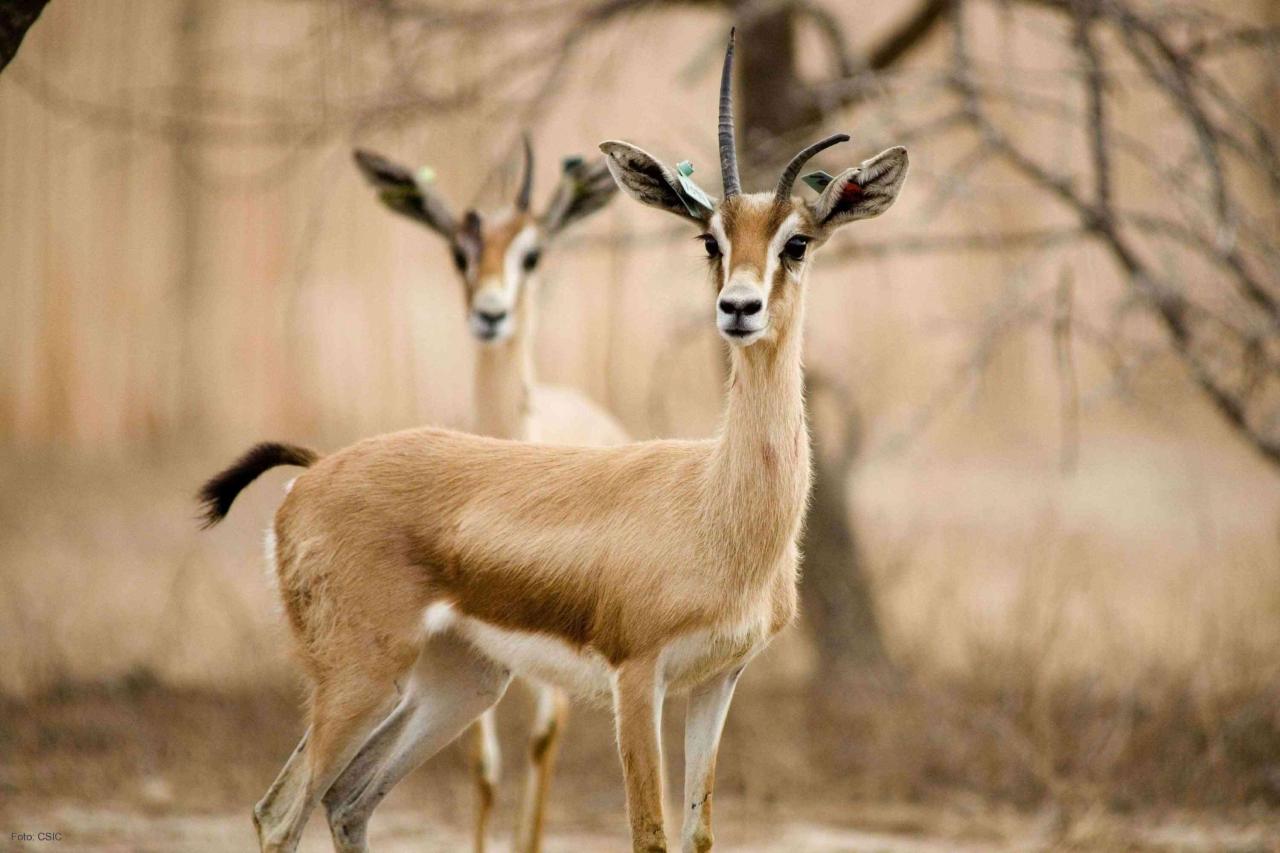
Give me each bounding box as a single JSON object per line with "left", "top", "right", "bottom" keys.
{"left": 699, "top": 234, "right": 721, "bottom": 259}
{"left": 451, "top": 246, "right": 468, "bottom": 272}
{"left": 522, "top": 249, "right": 541, "bottom": 272}
{"left": 782, "top": 235, "right": 810, "bottom": 262}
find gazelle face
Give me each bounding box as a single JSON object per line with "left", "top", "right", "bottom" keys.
{"left": 601, "top": 32, "right": 907, "bottom": 354}
{"left": 451, "top": 211, "right": 543, "bottom": 344}
{"left": 354, "top": 139, "right": 618, "bottom": 348}
{"left": 703, "top": 196, "right": 816, "bottom": 347}
{"left": 602, "top": 140, "right": 908, "bottom": 351}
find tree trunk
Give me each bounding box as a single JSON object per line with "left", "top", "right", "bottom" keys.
{"left": 802, "top": 405, "right": 889, "bottom": 677}
{"left": 172, "top": 0, "right": 207, "bottom": 436}
{"left": 736, "top": 6, "right": 820, "bottom": 163}
{"left": 734, "top": 6, "right": 892, "bottom": 680}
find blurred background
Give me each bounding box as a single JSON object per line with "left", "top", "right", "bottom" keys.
{"left": 2, "top": 1, "right": 1279, "bottom": 850}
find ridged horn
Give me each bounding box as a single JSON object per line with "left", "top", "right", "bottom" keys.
{"left": 516, "top": 132, "right": 534, "bottom": 211}
{"left": 775, "top": 133, "right": 850, "bottom": 201}
{"left": 718, "top": 29, "right": 741, "bottom": 198}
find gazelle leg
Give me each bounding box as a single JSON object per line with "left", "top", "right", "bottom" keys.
{"left": 470, "top": 709, "right": 501, "bottom": 853}
{"left": 613, "top": 659, "right": 668, "bottom": 853}
{"left": 252, "top": 727, "right": 311, "bottom": 845}
{"left": 514, "top": 686, "right": 569, "bottom": 853}
{"left": 321, "top": 690, "right": 421, "bottom": 853}
{"left": 679, "top": 667, "right": 743, "bottom": 853}
{"left": 323, "top": 633, "right": 512, "bottom": 853}
{"left": 255, "top": 675, "right": 400, "bottom": 853}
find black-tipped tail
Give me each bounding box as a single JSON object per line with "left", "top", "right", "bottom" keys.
{"left": 197, "top": 442, "right": 320, "bottom": 529}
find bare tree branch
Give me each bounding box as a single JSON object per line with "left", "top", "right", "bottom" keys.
{"left": 867, "top": 0, "right": 955, "bottom": 72}
{"left": 15, "top": 0, "right": 1274, "bottom": 467}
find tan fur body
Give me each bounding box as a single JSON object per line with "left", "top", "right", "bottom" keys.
{"left": 274, "top": 314, "right": 806, "bottom": 697}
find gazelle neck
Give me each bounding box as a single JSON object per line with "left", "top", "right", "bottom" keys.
{"left": 703, "top": 296, "right": 811, "bottom": 581}
{"left": 472, "top": 289, "right": 535, "bottom": 441}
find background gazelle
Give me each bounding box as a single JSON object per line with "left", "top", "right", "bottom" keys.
{"left": 353, "top": 136, "right": 626, "bottom": 853}
{"left": 198, "top": 30, "right": 906, "bottom": 853}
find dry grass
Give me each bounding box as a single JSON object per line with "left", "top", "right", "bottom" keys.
{"left": 4, "top": 669, "right": 1279, "bottom": 850}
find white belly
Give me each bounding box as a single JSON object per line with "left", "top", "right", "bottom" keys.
{"left": 422, "top": 602, "right": 773, "bottom": 702}
{"left": 424, "top": 603, "right": 614, "bottom": 702}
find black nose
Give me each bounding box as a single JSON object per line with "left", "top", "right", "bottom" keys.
{"left": 718, "top": 297, "right": 762, "bottom": 317}
{"left": 477, "top": 310, "right": 507, "bottom": 326}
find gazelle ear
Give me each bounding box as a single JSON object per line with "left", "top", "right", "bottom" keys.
{"left": 808, "top": 146, "right": 909, "bottom": 232}
{"left": 541, "top": 155, "right": 618, "bottom": 237}
{"left": 353, "top": 149, "right": 458, "bottom": 238}
{"left": 598, "top": 141, "right": 714, "bottom": 224}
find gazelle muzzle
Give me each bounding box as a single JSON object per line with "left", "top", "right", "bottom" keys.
{"left": 717, "top": 279, "right": 767, "bottom": 344}
{"left": 469, "top": 284, "right": 516, "bottom": 343}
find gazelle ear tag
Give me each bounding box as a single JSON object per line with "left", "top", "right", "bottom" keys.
{"left": 674, "top": 160, "right": 716, "bottom": 219}
{"left": 801, "top": 170, "right": 834, "bottom": 193}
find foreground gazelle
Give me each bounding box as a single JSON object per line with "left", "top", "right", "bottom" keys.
{"left": 353, "top": 137, "right": 626, "bottom": 853}
{"left": 198, "top": 30, "right": 906, "bottom": 853}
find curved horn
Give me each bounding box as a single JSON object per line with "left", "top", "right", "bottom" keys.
{"left": 718, "top": 29, "right": 741, "bottom": 198}
{"left": 516, "top": 132, "right": 534, "bottom": 211}
{"left": 775, "top": 133, "right": 850, "bottom": 201}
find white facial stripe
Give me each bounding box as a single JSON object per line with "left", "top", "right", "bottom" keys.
{"left": 503, "top": 224, "right": 541, "bottom": 300}
{"left": 709, "top": 212, "right": 730, "bottom": 286}
{"left": 763, "top": 211, "right": 802, "bottom": 293}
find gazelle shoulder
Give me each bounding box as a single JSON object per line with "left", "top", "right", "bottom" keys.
{"left": 531, "top": 383, "right": 629, "bottom": 446}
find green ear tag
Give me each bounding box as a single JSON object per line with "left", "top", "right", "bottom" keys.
{"left": 674, "top": 160, "right": 715, "bottom": 217}
{"left": 415, "top": 165, "right": 437, "bottom": 185}
{"left": 801, "top": 170, "right": 834, "bottom": 193}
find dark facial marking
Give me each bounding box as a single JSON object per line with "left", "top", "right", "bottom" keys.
{"left": 453, "top": 209, "right": 485, "bottom": 277}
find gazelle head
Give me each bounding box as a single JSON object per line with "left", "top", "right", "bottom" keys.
{"left": 601, "top": 30, "right": 908, "bottom": 349}
{"left": 354, "top": 136, "right": 618, "bottom": 344}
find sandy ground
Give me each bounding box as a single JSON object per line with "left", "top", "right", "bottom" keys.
{"left": 9, "top": 799, "right": 1280, "bottom": 853}
{"left": 8, "top": 805, "right": 1023, "bottom": 853}
{"left": 5, "top": 680, "right": 1280, "bottom": 853}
